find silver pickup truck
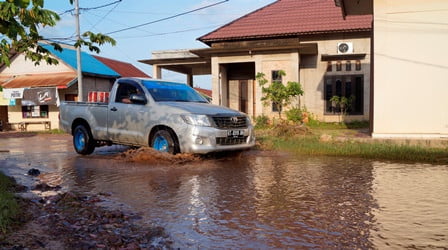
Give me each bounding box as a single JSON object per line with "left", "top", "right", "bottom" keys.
{"left": 59, "top": 77, "right": 255, "bottom": 155}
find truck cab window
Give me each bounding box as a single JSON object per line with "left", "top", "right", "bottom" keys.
{"left": 116, "top": 83, "right": 142, "bottom": 104}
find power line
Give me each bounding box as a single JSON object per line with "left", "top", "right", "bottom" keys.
{"left": 92, "top": 9, "right": 247, "bottom": 17}
{"left": 86, "top": 11, "right": 156, "bottom": 36}
{"left": 88, "top": 0, "right": 122, "bottom": 31}
{"left": 59, "top": 0, "right": 122, "bottom": 16}
{"left": 113, "top": 25, "right": 224, "bottom": 39}
{"left": 105, "top": 0, "right": 229, "bottom": 35}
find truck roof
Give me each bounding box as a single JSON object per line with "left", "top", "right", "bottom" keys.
{"left": 120, "top": 77, "right": 191, "bottom": 90}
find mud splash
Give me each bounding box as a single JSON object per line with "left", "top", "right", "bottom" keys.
{"left": 116, "top": 147, "right": 201, "bottom": 165}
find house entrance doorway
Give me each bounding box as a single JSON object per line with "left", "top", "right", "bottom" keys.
{"left": 223, "top": 62, "right": 255, "bottom": 116}
{"left": 239, "top": 80, "right": 248, "bottom": 113}
{"left": 0, "top": 106, "right": 8, "bottom": 131}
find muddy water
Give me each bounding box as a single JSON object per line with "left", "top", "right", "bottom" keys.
{"left": 1, "top": 134, "right": 448, "bottom": 248}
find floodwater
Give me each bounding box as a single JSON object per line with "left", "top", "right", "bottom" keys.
{"left": 1, "top": 134, "right": 448, "bottom": 249}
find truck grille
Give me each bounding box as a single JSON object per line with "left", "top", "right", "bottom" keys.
{"left": 212, "top": 116, "right": 247, "bottom": 129}
{"left": 216, "top": 137, "right": 248, "bottom": 145}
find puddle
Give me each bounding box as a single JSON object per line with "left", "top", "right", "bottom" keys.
{"left": 1, "top": 134, "right": 447, "bottom": 248}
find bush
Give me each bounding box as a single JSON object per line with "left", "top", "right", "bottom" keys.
{"left": 270, "top": 121, "right": 309, "bottom": 137}
{"left": 0, "top": 173, "right": 19, "bottom": 234}
{"left": 285, "top": 108, "right": 303, "bottom": 123}
{"left": 254, "top": 115, "right": 270, "bottom": 128}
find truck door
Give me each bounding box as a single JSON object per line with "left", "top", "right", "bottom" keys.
{"left": 108, "top": 82, "right": 145, "bottom": 144}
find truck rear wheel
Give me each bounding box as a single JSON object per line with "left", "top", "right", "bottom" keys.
{"left": 73, "top": 125, "right": 96, "bottom": 155}
{"left": 151, "top": 129, "right": 178, "bottom": 154}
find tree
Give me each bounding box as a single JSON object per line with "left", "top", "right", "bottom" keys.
{"left": 0, "top": 0, "right": 116, "bottom": 66}
{"left": 256, "top": 70, "right": 304, "bottom": 119}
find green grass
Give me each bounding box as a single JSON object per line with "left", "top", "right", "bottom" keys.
{"left": 0, "top": 172, "right": 19, "bottom": 234}
{"left": 256, "top": 125, "right": 448, "bottom": 164}
{"left": 37, "top": 129, "right": 66, "bottom": 134}
{"left": 306, "top": 120, "right": 370, "bottom": 129}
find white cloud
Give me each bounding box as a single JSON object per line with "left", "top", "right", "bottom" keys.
{"left": 40, "top": 16, "right": 76, "bottom": 40}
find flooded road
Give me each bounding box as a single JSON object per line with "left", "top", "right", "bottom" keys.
{"left": 1, "top": 134, "right": 447, "bottom": 248}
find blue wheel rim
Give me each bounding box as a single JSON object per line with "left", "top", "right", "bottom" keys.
{"left": 153, "top": 135, "right": 169, "bottom": 152}
{"left": 74, "top": 129, "right": 85, "bottom": 151}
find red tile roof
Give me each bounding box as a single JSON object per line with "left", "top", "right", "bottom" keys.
{"left": 1, "top": 72, "right": 77, "bottom": 88}
{"left": 198, "top": 0, "right": 372, "bottom": 43}
{"left": 194, "top": 87, "right": 212, "bottom": 98}
{"left": 93, "top": 56, "right": 150, "bottom": 78}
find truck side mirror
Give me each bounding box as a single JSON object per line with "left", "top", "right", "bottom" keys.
{"left": 129, "top": 94, "right": 147, "bottom": 105}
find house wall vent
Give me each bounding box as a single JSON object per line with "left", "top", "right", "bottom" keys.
{"left": 337, "top": 42, "right": 353, "bottom": 54}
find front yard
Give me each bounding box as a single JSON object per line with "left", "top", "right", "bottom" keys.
{"left": 255, "top": 122, "right": 448, "bottom": 164}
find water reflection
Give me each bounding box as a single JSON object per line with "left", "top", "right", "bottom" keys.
{"left": 371, "top": 162, "right": 448, "bottom": 249}
{"left": 1, "top": 135, "right": 447, "bottom": 248}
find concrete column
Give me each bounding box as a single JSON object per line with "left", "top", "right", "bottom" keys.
{"left": 292, "top": 51, "right": 300, "bottom": 83}
{"left": 254, "top": 54, "right": 263, "bottom": 117}
{"left": 211, "top": 57, "right": 220, "bottom": 105}
{"left": 219, "top": 65, "right": 228, "bottom": 107}
{"left": 187, "top": 74, "right": 193, "bottom": 87}
{"left": 153, "top": 65, "right": 162, "bottom": 79}
{"left": 291, "top": 51, "right": 301, "bottom": 107}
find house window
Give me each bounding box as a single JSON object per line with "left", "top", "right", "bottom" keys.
{"left": 327, "top": 61, "right": 332, "bottom": 72}
{"left": 336, "top": 61, "right": 342, "bottom": 71}
{"left": 271, "top": 70, "right": 283, "bottom": 84}
{"left": 356, "top": 60, "right": 361, "bottom": 71}
{"left": 271, "top": 71, "right": 283, "bottom": 112}
{"left": 346, "top": 61, "right": 352, "bottom": 71}
{"left": 22, "top": 105, "right": 49, "bottom": 118}
{"left": 324, "top": 75, "right": 364, "bottom": 115}
{"left": 272, "top": 102, "right": 280, "bottom": 112}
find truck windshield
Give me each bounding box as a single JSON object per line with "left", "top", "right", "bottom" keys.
{"left": 142, "top": 80, "right": 208, "bottom": 103}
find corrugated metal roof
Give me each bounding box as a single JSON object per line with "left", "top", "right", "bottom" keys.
{"left": 0, "top": 76, "right": 13, "bottom": 87}
{"left": 1, "top": 72, "right": 77, "bottom": 88}
{"left": 198, "top": 0, "right": 372, "bottom": 43}
{"left": 93, "top": 56, "right": 150, "bottom": 78}
{"left": 42, "top": 44, "right": 120, "bottom": 78}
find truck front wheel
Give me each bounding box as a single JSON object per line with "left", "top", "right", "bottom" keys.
{"left": 73, "top": 125, "right": 96, "bottom": 155}
{"left": 151, "top": 129, "right": 178, "bottom": 154}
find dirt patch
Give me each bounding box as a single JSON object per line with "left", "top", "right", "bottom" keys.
{"left": 1, "top": 191, "right": 171, "bottom": 249}
{"left": 0, "top": 132, "right": 38, "bottom": 139}
{"left": 0, "top": 132, "right": 70, "bottom": 139}
{"left": 117, "top": 147, "right": 201, "bottom": 164}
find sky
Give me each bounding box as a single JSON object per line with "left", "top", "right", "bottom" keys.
{"left": 40, "top": 0, "right": 276, "bottom": 89}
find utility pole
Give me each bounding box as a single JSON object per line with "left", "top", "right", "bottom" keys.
{"left": 74, "top": 0, "right": 83, "bottom": 101}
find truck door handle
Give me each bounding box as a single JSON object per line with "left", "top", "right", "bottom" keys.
{"left": 110, "top": 107, "right": 117, "bottom": 112}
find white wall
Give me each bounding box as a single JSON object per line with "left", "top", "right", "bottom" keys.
{"left": 372, "top": 0, "right": 448, "bottom": 138}
{"left": 1, "top": 53, "right": 73, "bottom": 75}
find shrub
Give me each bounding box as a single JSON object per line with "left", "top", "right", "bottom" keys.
{"left": 254, "top": 115, "right": 270, "bottom": 128}
{"left": 0, "top": 173, "right": 19, "bottom": 234}
{"left": 285, "top": 107, "right": 303, "bottom": 124}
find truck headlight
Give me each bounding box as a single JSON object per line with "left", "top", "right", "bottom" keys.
{"left": 181, "top": 114, "right": 212, "bottom": 127}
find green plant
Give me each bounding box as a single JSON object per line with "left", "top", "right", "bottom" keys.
{"left": 0, "top": 173, "right": 19, "bottom": 234}
{"left": 329, "top": 95, "right": 340, "bottom": 110}
{"left": 254, "top": 114, "right": 270, "bottom": 128}
{"left": 256, "top": 71, "right": 304, "bottom": 119}
{"left": 285, "top": 107, "right": 303, "bottom": 123}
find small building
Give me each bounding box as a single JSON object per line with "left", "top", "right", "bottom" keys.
{"left": 141, "top": 0, "right": 372, "bottom": 122}
{"left": 336, "top": 0, "right": 448, "bottom": 138}
{"left": 0, "top": 44, "right": 149, "bottom": 131}
{"left": 194, "top": 87, "right": 212, "bottom": 101}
